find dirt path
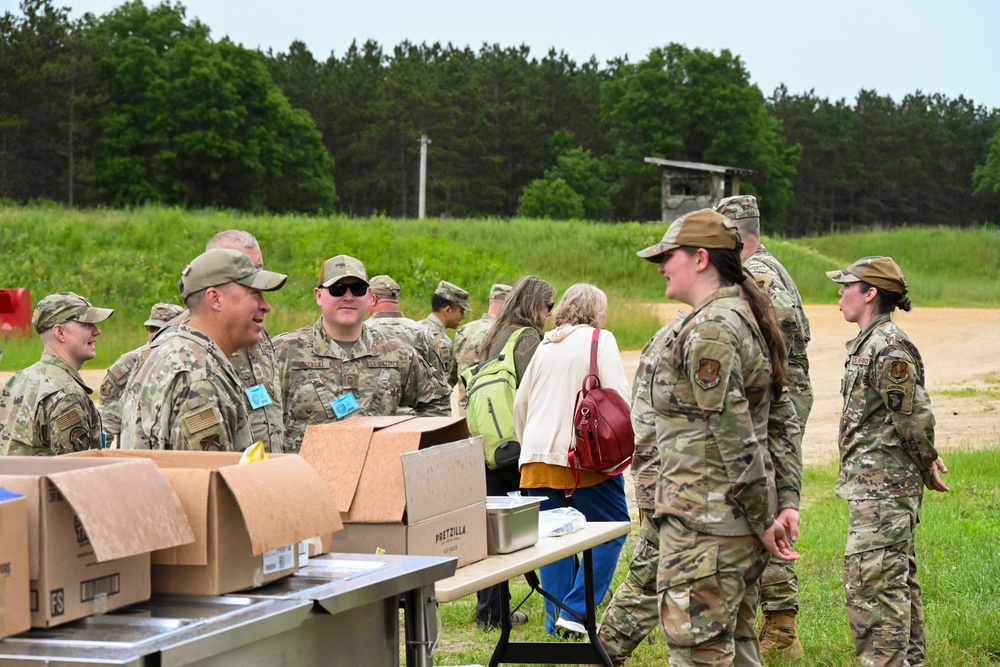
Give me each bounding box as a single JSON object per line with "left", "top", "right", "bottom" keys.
{"left": 6, "top": 306, "right": 999, "bottom": 466}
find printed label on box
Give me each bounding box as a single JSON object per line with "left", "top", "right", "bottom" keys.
{"left": 262, "top": 544, "right": 296, "bottom": 575}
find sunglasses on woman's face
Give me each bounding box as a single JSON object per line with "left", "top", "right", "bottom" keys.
{"left": 328, "top": 282, "right": 369, "bottom": 298}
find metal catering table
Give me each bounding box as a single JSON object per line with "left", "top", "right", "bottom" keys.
{"left": 0, "top": 552, "right": 456, "bottom": 667}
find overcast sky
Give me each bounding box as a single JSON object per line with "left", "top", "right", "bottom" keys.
{"left": 8, "top": 0, "right": 999, "bottom": 109}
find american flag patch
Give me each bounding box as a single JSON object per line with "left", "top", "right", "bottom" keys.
{"left": 183, "top": 406, "right": 220, "bottom": 433}
{"left": 55, "top": 409, "right": 83, "bottom": 430}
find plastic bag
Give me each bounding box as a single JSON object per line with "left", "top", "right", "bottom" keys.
{"left": 538, "top": 507, "right": 586, "bottom": 538}
{"left": 239, "top": 441, "right": 268, "bottom": 464}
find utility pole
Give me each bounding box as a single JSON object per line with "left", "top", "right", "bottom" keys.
{"left": 418, "top": 134, "right": 431, "bottom": 219}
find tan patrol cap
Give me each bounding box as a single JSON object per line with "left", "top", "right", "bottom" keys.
{"left": 369, "top": 274, "right": 401, "bottom": 298}
{"left": 826, "top": 256, "right": 908, "bottom": 294}
{"left": 636, "top": 209, "right": 742, "bottom": 263}
{"left": 318, "top": 255, "right": 368, "bottom": 288}
{"left": 489, "top": 283, "right": 513, "bottom": 300}
{"left": 714, "top": 195, "right": 760, "bottom": 221}
{"left": 144, "top": 302, "right": 184, "bottom": 329}
{"left": 32, "top": 292, "right": 114, "bottom": 333}
{"left": 180, "top": 248, "right": 287, "bottom": 301}
{"left": 435, "top": 280, "right": 470, "bottom": 310}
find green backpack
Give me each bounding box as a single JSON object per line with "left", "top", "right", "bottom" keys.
{"left": 460, "top": 327, "right": 527, "bottom": 469}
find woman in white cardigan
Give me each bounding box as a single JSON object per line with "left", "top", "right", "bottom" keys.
{"left": 514, "top": 283, "right": 631, "bottom": 637}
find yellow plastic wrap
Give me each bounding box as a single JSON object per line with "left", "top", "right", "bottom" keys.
{"left": 239, "top": 441, "right": 268, "bottom": 464}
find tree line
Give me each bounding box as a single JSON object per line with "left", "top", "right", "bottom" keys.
{"left": 2, "top": 0, "right": 998, "bottom": 234}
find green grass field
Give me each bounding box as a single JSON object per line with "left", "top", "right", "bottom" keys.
{"left": 2, "top": 205, "right": 999, "bottom": 369}
{"left": 432, "top": 447, "right": 1000, "bottom": 666}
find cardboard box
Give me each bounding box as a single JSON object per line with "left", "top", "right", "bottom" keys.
{"left": 301, "top": 416, "right": 488, "bottom": 567}
{"left": 0, "top": 488, "right": 30, "bottom": 638}
{"left": 0, "top": 457, "right": 193, "bottom": 628}
{"left": 71, "top": 450, "right": 344, "bottom": 595}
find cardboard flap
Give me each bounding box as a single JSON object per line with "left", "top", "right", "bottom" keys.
{"left": 0, "top": 477, "right": 42, "bottom": 578}
{"left": 348, "top": 429, "right": 423, "bottom": 522}
{"left": 217, "top": 456, "right": 343, "bottom": 556}
{"left": 151, "top": 468, "right": 212, "bottom": 565}
{"left": 47, "top": 459, "right": 195, "bottom": 562}
{"left": 300, "top": 422, "right": 375, "bottom": 513}
{"left": 382, "top": 416, "right": 469, "bottom": 445}
{"left": 402, "top": 439, "right": 487, "bottom": 523}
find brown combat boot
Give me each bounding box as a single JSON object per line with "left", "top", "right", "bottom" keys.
{"left": 757, "top": 610, "right": 804, "bottom": 661}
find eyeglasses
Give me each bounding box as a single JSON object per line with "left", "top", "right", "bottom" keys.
{"left": 327, "top": 282, "right": 369, "bottom": 298}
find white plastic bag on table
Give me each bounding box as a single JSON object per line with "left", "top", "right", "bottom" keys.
{"left": 538, "top": 507, "right": 586, "bottom": 537}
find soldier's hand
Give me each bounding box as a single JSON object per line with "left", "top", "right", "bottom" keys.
{"left": 924, "top": 457, "right": 950, "bottom": 493}
{"left": 760, "top": 520, "right": 800, "bottom": 562}
{"left": 776, "top": 508, "right": 800, "bottom": 542}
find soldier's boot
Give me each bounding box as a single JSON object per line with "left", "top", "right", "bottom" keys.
{"left": 757, "top": 610, "right": 804, "bottom": 661}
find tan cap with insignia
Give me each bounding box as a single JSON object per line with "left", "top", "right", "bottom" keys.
{"left": 369, "top": 274, "right": 401, "bottom": 298}
{"left": 714, "top": 195, "right": 760, "bottom": 221}
{"left": 826, "top": 256, "right": 908, "bottom": 294}
{"left": 180, "top": 248, "right": 287, "bottom": 301}
{"left": 489, "top": 283, "right": 513, "bottom": 300}
{"left": 636, "top": 209, "right": 742, "bottom": 263}
{"left": 32, "top": 292, "right": 114, "bottom": 333}
{"left": 318, "top": 255, "right": 368, "bottom": 288}
{"left": 435, "top": 280, "right": 470, "bottom": 310}
{"left": 144, "top": 302, "right": 185, "bottom": 329}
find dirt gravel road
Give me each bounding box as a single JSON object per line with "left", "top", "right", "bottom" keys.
{"left": 6, "top": 305, "right": 998, "bottom": 466}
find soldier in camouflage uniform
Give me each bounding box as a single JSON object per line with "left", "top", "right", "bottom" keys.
{"left": 420, "top": 280, "right": 470, "bottom": 386}
{"left": 274, "top": 255, "right": 451, "bottom": 452}
{"left": 828, "top": 256, "right": 949, "bottom": 667}
{"left": 0, "top": 292, "right": 113, "bottom": 456}
{"left": 597, "top": 310, "right": 687, "bottom": 665}
{"left": 636, "top": 210, "right": 801, "bottom": 666}
{"left": 715, "top": 195, "right": 811, "bottom": 660}
{"left": 452, "top": 283, "right": 511, "bottom": 414}
{"left": 120, "top": 249, "right": 287, "bottom": 451}
{"left": 98, "top": 302, "right": 183, "bottom": 444}
{"left": 365, "top": 274, "right": 438, "bottom": 370}
{"left": 131, "top": 230, "right": 288, "bottom": 453}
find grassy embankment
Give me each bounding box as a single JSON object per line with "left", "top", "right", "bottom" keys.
{"left": 434, "top": 446, "right": 1000, "bottom": 666}
{"left": 2, "top": 205, "right": 999, "bottom": 370}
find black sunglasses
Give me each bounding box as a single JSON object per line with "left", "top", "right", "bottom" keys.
{"left": 328, "top": 282, "right": 369, "bottom": 297}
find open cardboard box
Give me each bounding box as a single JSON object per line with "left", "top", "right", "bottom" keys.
{"left": 0, "top": 488, "right": 30, "bottom": 638}
{"left": 301, "top": 416, "right": 488, "bottom": 567}
{"left": 69, "top": 450, "right": 343, "bottom": 596}
{"left": 0, "top": 457, "right": 193, "bottom": 627}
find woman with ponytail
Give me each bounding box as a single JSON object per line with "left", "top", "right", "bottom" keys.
{"left": 634, "top": 209, "right": 801, "bottom": 665}
{"left": 827, "top": 256, "right": 948, "bottom": 667}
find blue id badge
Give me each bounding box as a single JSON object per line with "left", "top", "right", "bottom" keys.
{"left": 331, "top": 392, "right": 360, "bottom": 419}
{"left": 245, "top": 384, "right": 273, "bottom": 410}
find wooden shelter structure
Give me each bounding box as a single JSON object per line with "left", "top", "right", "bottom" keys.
{"left": 645, "top": 158, "right": 754, "bottom": 221}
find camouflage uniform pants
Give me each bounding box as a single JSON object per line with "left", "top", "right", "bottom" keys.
{"left": 598, "top": 513, "right": 661, "bottom": 663}
{"left": 843, "top": 496, "right": 925, "bottom": 667}
{"left": 658, "top": 516, "right": 769, "bottom": 666}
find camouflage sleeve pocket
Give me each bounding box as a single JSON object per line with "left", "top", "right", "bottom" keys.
{"left": 686, "top": 339, "right": 735, "bottom": 413}
{"left": 845, "top": 511, "right": 913, "bottom": 555}
{"left": 179, "top": 403, "right": 228, "bottom": 452}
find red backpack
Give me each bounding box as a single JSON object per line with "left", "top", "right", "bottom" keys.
{"left": 567, "top": 328, "right": 635, "bottom": 495}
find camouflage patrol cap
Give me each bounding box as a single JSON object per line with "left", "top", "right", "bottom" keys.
{"left": 144, "top": 302, "right": 185, "bottom": 329}
{"left": 435, "top": 280, "right": 470, "bottom": 310}
{"left": 826, "top": 256, "right": 908, "bottom": 294}
{"left": 318, "top": 255, "right": 368, "bottom": 288}
{"left": 369, "top": 274, "right": 401, "bottom": 298}
{"left": 636, "top": 209, "right": 742, "bottom": 263}
{"left": 489, "top": 283, "right": 513, "bottom": 300}
{"left": 180, "top": 248, "right": 287, "bottom": 301}
{"left": 714, "top": 195, "right": 760, "bottom": 221}
{"left": 32, "top": 292, "right": 114, "bottom": 333}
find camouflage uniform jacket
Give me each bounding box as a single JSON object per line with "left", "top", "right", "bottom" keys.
{"left": 273, "top": 320, "right": 452, "bottom": 452}
{"left": 98, "top": 346, "right": 142, "bottom": 437}
{"left": 137, "top": 312, "right": 286, "bottom": 453}
{"left": 744, "top": 245, "right": 811, "bottom": 376}
{"left": 454, "top": 314, "right": 495, "bottom": 376}
{"left": 837, "top": 314, "right": 937, "bottom": 500}
{"left": 420, "top": 313, "right": 456, "bottom": 385}
{"left": 631, "top": 311, "right": 687, "bottom": 512}
{"left": 366, "top": 311, "right": 438, "bottom": 369}
{"left": 653, "top": 287, "right": 801, "bottom": 537}
{"left": 0, "top": 353, "right": 102, "bottom": 456}
{"left": 119, "top": 324, "right": 255, "bottom": 452}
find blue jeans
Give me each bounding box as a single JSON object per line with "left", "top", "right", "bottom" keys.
{"left": 525, "top": 474, "right": 629, "bottom": 634}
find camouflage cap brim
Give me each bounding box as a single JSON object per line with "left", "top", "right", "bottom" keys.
{"left": 77, "top": 307, "right": 114, "bottom": 324}
{"left": 238, "top": 268, "right": 287, "bottom": 293}
{"left": 636, "top": 240, "right": 679, "bottom": 263}
{"left": 825, "top": 269, "right": 862, "bottom": 283}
